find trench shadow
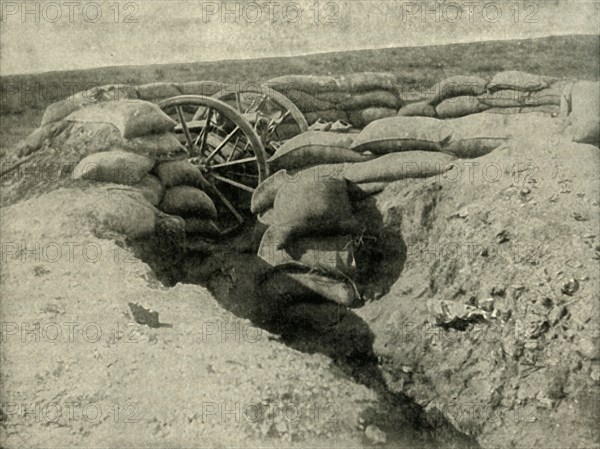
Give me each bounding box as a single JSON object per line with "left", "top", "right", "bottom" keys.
{"left": 170, "top": 214, "right": 475, "bottom": 448}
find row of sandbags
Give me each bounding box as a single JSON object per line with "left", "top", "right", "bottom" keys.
{"left": 21, "top": 98, "right": 222, "bottom": 239}
{"left": 38, "top": 81, "right": 228, "bottom": 127}
{"left": 266, "top": 72, "right": 403, "bottom": 128}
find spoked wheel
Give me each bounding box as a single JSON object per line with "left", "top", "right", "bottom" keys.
{"left": 158, "top": 95, "right": 270, "bottom": 235}
{"left": 212, "top": 85, "right": 308, "bottom": 155}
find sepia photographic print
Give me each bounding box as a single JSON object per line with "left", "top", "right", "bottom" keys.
{"left": 0, "top": 1, "right": 599, "bottom": 448}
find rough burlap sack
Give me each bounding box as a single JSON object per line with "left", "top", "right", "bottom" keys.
{"left": 73, "top": 151, "right": 155, "bottom": 185}
{"left": 305, "top": 110, "right": 349, "bottom": 125}
{"left": 339, "top": 90, "right": 402, "bottom": 110}
{"left": 268, "top": 132, "right": 371, "bottom": 171}
{"left": 133, "top": 174, "right": 165, "bottom": 206}
{"left": 136, "top": 83, "right": 182, "bottom": 100}
{"left": 442, "top": 114, "right": 534, "bottom": 158}
{"left": 184, "top": 218, "right": 221, "bottom": 238}
{"left": 435, "top": 96, "right": 489, "bottom": 118}
{"left": 350, "top": 116, "right": 449, "bottom": 154}
{"left": 65, "top": 100, "right": 177, "bottom": 139}
{"left": 16, "top": 121, "right": 72, "bottom": 157}
{"left": 160, "top": 186, "right": 217, "bottom": 219}
{"left": 122, "top": 132, "right": 188, "bottom": 161}
{"left": 156, "top": 160, "right": 209, "bottom": 189}
{"left": 269, "top": 177, "right": 360, "bottom": 248}
{"left": 267, "top": 75, "right": 340, "bottom": 93}
{"left": 281, "top": 89, "right": 334, "bottom": 112}
{"left": 563, "top": 81, "right": 599, "bottom": 144}
{"left": 483, "top": 107, "right": 522, "bottom": 115}
{"left": 488, "top": 71, "right": 549, "bottom": 92}
{"left": 478, "top": 90, "right": 527, "bottom": 108}
{"left": 348, "top": 107, "right": 398, "bottom": 129}
{"left": 177, "top": 81, "right": 226, "bottom": 96}
{"left": 251, "top": 169, "right": 291, "bottom": 215}
{"left": 40, "top": 84, "right": 138, "bottom": 125}
{"left": 428, "top": 75, "right": 488, "bottom": 106}
{"left": 523, "top": 87, "right": 562, "bottom": 106}
{"left": 258, "top": 263, "right": 363, "bottom": 307}
{"left": 344, "top": 151, "right": 456, "bottom": 183}
{"left": 397, "top": 101, "right": 437, "bottom": 117}
{"left": 315, "top": 91, "right": 353, "bottom": 104}
{"left": 259, "top": 227, "right": 356, "bottom": 277}
{"left": 337, "top": 72, "right": 398, "bottom": 93}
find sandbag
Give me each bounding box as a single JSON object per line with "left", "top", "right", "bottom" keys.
{"left": 259, "top": 227, "right": 356, "bottom": 277}
{"left": 565, "top": 81, "right": 600, "bottom": 144}
{"left": 488, "top": 71, "right": 549, "bottom": 92}
{"left": 122, "top": 132, "right": 188, "bottom": 161}
{"left": 305, "top": 109, "right": 349, "bottom": 125}
{"left": 397, "top": 101, "right": 437, "bottom": 117}
{"left": 337, "top": 72, "right": 398, "bottom": 93}
{"left": 156, "top": 160, "right": 209, "bottom": 189}
{"left": 251, "top": 169, "right": 291, "bottom": 215}
{"left": 442, "top": 114, "right": 524, "bottom": 158}
{"left": 133, "top": 174, "right": 165, "bottom": 206}
{"left": 348, "top": 107, "right": 397, "bottom": 129}
{"left": 258, "top": 264, "right": 363, "bottom": 307}
{"left": 268, "top": 131, "right": 371, "bottom": 171}
{"left": 344, "top": 151, "right": 455, "bottom": 183}
{"left": 267, "top": 75, "right": 340, "bottom": 93}
{"left": 315, "top": 91, "right": 353, "bottom": 104}
{"left": 184, "top": 218, "right": 221, "bottom": 238}
{"left": 350, "top": 116, "right": 449, "bottom": 154}
{"left": 177, "top": 81, "right": 226, "bottom": 96}
{"left": 280, "top": 89, "right": 334, "bottom": 112}
{"left": 482, "top": 107, "right": 522, "bottom": 114}
{"left": 160, "top": 186, "right": 217, "bottom": 219}
{"left": 65, "top": 100, "right": 177, "bottom": 139}
{"left": 523, "top": 87, "right": 562, "bottom": 106}
{"left": 435, "top": 96, "right": 489, "bottom": 118}
{"left": 428, "top": 75, "right": 488, "bottom": 106}
{"left": 40, "top": 84, "right": 138, "bottom": 125}
{"left": 136, "top": 83, "right": 182, "bottom": 100}
{"left": 73, "top": 151, "right": 155, "bottom": 185}
{"left": 16, "top": 121, "right": 72, "bottom": 157}
{"left": 478, "top": 90, "right": 527, "bottom": 108}
{"left": 339, "top": 90, "right": 401, "bottom": 110}
{"left": 269, "top": 177, "right": 360, "bottom": 247}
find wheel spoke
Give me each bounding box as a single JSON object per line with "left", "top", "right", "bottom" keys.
{"left": 227, "top": 136, "right": 241, "bottom": 162}
{"left": 204, "top": 126, "right": 240, "bottom": 165}
{"left": 268, "top": 110, "right": 291, "bottom": 137}
{"left": 210, "top": 157, "right": 257, "bottom": 169}
{"left": 211, "top": 183, "right": 245, "bottom": 224}
{"left": 211, "top": 174, "right": 255, "bottom": 193}
{"left": 196, "top": 107, "right": 214, "bottom": 155}
{"left": 244, "top": 95, "right": 267, "bottom": 114}
{"left": 176, "top": 107, "right": 195, "bottom": 151}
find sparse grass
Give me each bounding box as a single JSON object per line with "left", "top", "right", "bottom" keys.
{"left": 0, "top": 34, "right": 598, "bottom": 155}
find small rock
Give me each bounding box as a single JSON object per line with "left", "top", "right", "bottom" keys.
{"left": 590, "top": 367, "right": 600, "bottom": 382}
{"left": 561, "top": 279, "right": 580, "bottom": 296}
{"left": 496, "top": 230, "right": 510, "bottom": 244}
{"left": 577, "top": 337, "right": 600, "bottom": 360}
{"left": 365, "top": 425, "right": 387, "bottom": 445}
{"left": 478, "top": 297, "right": 495, "bottom": 312}
{"left": 490, "top": 286, "right": 506, "bottom": 297}
{"left": 573, "top": 212, "right": 589, "bottom": 222}
{"left": 520, "top": 187, "right": 531, "bottom": 197}
{"left": 128, "top": 302, "right": 161, "bottom": 328}
{"left": 548, "top": 306, "right": 567, "bottom": 325}
{"left": 524, "top": 341, "right": 538, "bottom": 350}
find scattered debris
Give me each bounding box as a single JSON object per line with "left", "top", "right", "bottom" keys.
{"left": 128, "top": 302, "right": 161, "bottom": 328}
{"left": 365, "top": 424, "right": 387, "bottom": 445}
{"left": 560, "top": 278, "right": 580, "bottom": 296}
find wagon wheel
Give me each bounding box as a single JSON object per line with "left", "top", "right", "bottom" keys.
{"left": 158, "top": 95, "right": 269, "bottom": 235}
{"left": 212, "top": 85, "right": 308, "bottom": 155}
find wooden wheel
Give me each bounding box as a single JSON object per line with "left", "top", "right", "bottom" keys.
{"left": 212, "top": 85, "right": 308, "bottom": 155}
{"left": 159, "top": 95, "right": 270, "bottom": 234}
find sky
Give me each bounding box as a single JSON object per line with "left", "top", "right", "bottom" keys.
{"left": 0, "top": 0, "right": 599, "bottom": 75}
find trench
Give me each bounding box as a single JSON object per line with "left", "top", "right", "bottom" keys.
{"left": 129, "top": 205, "right": 479, "bottom": 449}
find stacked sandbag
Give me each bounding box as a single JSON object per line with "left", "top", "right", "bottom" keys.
{"left": 396, "top": 72, "right": 565, "bottom": 119}
{"left": 266, "top": 73, "right": 403, "bottom": 128}
{"left": 154, "top": 159, "right": 219, "bottom": 238}
{"left": 267, "top": 131, "right": 372, "bottom": 171}
{"left": 256, "top": 178, "right": 363, "bottom": 308}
